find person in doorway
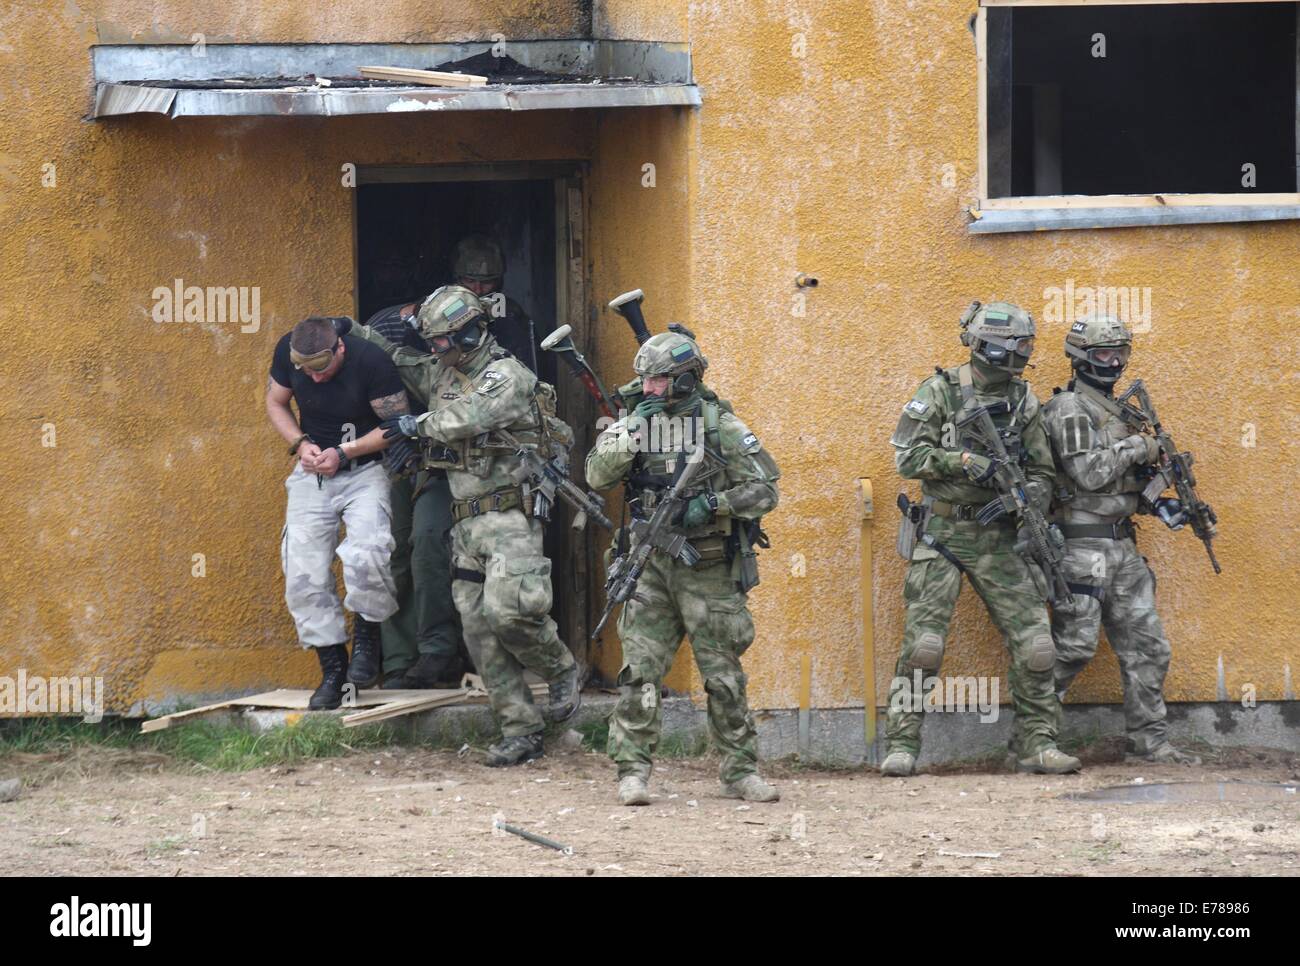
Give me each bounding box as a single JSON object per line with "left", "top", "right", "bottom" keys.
{"left": 451, "top": 234, "right": 553, "bottom": 380}
{"left": 265, "top": 316, "right": 409, "bottom": 709}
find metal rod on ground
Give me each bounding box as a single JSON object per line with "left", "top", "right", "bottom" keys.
{"left": 494, "top": 819, "right": 574, "bottom": 856}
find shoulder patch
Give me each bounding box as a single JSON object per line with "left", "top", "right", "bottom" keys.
{"left": 475, "top": 369, "right": 511, "bottom": 395}
{"left": 740, "top": 432, "right": 761, "bottom": 453}
{"left": 903, "top": 398, "right": 931, "bottom": 419}
{"left": 1059, "top": 413, "right": 1095, "bottom": 458}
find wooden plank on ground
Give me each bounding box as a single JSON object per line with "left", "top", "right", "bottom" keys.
{"left": 359, "top": 66, "right": 488, "bottom": 88}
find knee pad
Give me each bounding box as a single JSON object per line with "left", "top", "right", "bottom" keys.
{"left": 907, "top": 632, "right": 944, "bottom": 672}
{"left": 1027, "top": 634, "right": 1055, "bottom": 673}
{"left": 703, "top": 672, "right": 748, "bottom": 705}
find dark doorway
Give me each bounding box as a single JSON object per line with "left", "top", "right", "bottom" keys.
{"left": 356, "top": 177, "right": 558, "bottom": 385}
{"left": 354, "top": 168, "right": 594, "bottom": 667}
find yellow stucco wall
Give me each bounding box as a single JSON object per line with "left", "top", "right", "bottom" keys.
{"left": 0, "top": 1, "right": 593, "bottom": 712}
{"left": 591, "top": 0, "right": 1299, "bottom": 709}
{"left": 1, "top": 0, "right": 1295, "bottom": 715}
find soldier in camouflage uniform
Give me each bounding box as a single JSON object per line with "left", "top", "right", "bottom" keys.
{"left": 451, "top": 235, "right": 554, "bottom": 383}
{"left": 586, "top": 331, "right": 781, "bottom": 806}
{"left": 885, "top": 302, "right": 1081, "bottom": 777}
{"left": 351, "top": 286, "right": 582, "bottom": 766}
{"left": 360, "top": 301, "right": 465, "bottom": 689}
{"left": 1044, "top": 315, "right": 1199, "bottom": 765}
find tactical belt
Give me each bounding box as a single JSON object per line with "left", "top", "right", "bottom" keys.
{"left": 450, "top": 486, "right": 531, "bottom": 524}
{"left": 452, "top": 567, "right": 486, "bottom": 584}
{"left": 1061, "top": 520, "right": 1135, "bottom": 541}
{"left": 1067, "top": 581, "right": 1105, "bottom": 603}
{"left": 929, "top": 500, "right": 984, "bottom": 522}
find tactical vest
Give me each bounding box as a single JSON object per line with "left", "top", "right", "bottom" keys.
{"left": 1052, "top": 381, "right": 1146, "bottom": 519}
{"left": 625, "top": 393, "right": 732, "bottom": 562}
{"left": 948, "top": 364, "right": 1032, "bottom": 467}
{"left": 423, "top": 348, "right": 571, "bottom": 477}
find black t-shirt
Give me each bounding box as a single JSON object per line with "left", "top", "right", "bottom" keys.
{"left": 270, "top": 333, "right": 404, "bottom": 457}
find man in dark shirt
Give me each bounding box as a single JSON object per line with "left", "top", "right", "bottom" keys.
{"left": 451, "top": 234, "right": 555, "bottom": 383}
{"left": 362, "top": 301, "right": 466, "bottom": 689}
{"left": 265, "top": 316, "right": 411, "bottom": 709}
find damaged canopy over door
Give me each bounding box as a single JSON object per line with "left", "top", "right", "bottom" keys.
{"left": 92, "top": 40, "right": 700, "bottom": 118}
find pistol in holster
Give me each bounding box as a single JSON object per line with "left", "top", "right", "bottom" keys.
{"left": 896, "top": 493, "right": 932, "bottom": 561}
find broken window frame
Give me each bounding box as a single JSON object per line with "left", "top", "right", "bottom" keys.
{"left": 972, "top": 0, "right": 1300, "bottom": 226}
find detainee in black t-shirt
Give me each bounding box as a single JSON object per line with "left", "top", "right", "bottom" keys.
{"left": 264, "top": 316, "right": 413, "bottom": 710}
{"left": 267, "top": 328, "right": 407, "bottom": 466}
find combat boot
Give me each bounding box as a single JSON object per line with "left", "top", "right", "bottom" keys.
{"left": 721, "top": 774, "right": 780, "bottom": 802}
{"left": 880, "top": 750, "right": 917, "bottom": 777}
{"left": 346, "top": 618, "right": 382, "bottom": 689}
{"left": 1015, "top": 747, "right": 1082, "bottom": 774}
{"left": 308, "top": 644, "right": 350, "bottom": 711}
{"left": 545, "top": 664, "right": 582, "bottom": 723}
{"left": 618, "top": 775, "right": 651, "bottom": 806}
{"left": 382, "top": 653, "right": 461, "bottom": 690}
{"left": 1127, "top": 741, "right": 1201, "bottom": 766}
{"left": 485, "top": 733, "right": 544, "bottom": 767}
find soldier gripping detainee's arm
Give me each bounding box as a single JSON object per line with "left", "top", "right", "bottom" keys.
{"left": 1043, "top": 314, "right": 1204, "bottom": 766}
{"left": 372, "top": 286, "right": 582, "bottom": 768}
{"left": 886, "top": 301, "right": 1082, "bottom": 779}
{"left": 585, "top": 328, "right": 781, "bottom": 807}
{"left": 356, "top": 301, "right": 466, "bottom": 691}
{"left": 264, "top": 315, "right": 410, "bottom": 710}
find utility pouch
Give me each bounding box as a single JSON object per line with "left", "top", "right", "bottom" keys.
{"left": 896, "top": 493, "right": 931, "bottom": 560}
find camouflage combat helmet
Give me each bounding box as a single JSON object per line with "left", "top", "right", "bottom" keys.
{"left": 1065, "top": 314, "right": 1132, "bottom": 385}
{"left": 416, "top": 285, "right": 488, "bottom": 353}
{"left": 633, "top": 331, "right": 709, "bottom": 382}
{"left": 452, "top": 234, "right": 505, "bottom": 281}
{"left": 959, "top": 300, "right": 1036, "bottom": 374}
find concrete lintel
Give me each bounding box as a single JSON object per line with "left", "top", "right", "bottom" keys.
{"left": 969, "top": 204, "right": 1300, "bottom": 234}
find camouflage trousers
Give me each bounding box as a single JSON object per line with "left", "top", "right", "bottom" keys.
{"left": 1052, "top": 535, "right": 1171, "bottom": 755}
{"left": 381, "top": 472, "right": 464, "bottom": 676}
{"left": 450, "top": 509, "right": 574, "bottom": 737}
{"left": 608, "top": 551, "right": 759, "bottom": 784}
{"left": 281, "top": 461, "right": 398, "bottom": 648}
{"left": 885, "top": 516, "right": 1058, "bottom": 757}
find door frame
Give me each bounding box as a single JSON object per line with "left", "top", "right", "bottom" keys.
{"left": 351, "top": 160, "right": 598, "bottom": 666}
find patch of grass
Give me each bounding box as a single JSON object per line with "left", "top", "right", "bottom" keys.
{"left": 0, "top": 714, "right": 398, "bottom": 773}
{"left": 658, "top": 729, "right": 709, "bottom": 759}
{"left": 574, "top": 716, "right": 610, "bottom": 752}
{"left": 147, "top": 716, "right": 397, "bottom": 771}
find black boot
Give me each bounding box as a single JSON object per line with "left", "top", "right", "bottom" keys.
{"left": 380, "top": 653, "right": 461, "bottom": 690}
{"left": 309, "top": 644, "right": 349, "bottom": 710}
{"left": 545, "top": 664, "right": 582, "bottom": 723}
{"left": 485, "top": 733, "right": 544, "bottom": 767}
{"left": 347, "top": 617, "right": 382, "bottom": 689}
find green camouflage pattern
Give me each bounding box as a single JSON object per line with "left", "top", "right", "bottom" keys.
{"left": 606, "top": 549, "right": 759, "bottom": 783}
{"left": 884, "top": 515, "right": 1059, "bottom": 756}
{"left": 1050, "top": 536, "right": 1171, "bottom": 754}
{"left": 356, "top": 323, "right": 576, "bottom": 738}
{"left": 451, "top": 509, "right": 573, "bottom": 737}
{"left": 1044, "top": 381, "right": 1172, "bottom": 755}
{"left": 586, "top": 388, "right": 779, "bottom": 783}
{"left": 888, "top": 364, "right": 1059, "bottom": 757}
{"left": 890, "top": 365, "right": 1055, "bottom": 510}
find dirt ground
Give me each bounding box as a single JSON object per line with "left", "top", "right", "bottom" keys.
{"left": 2, "top": 740, "right": 1297, "bottom": 876}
